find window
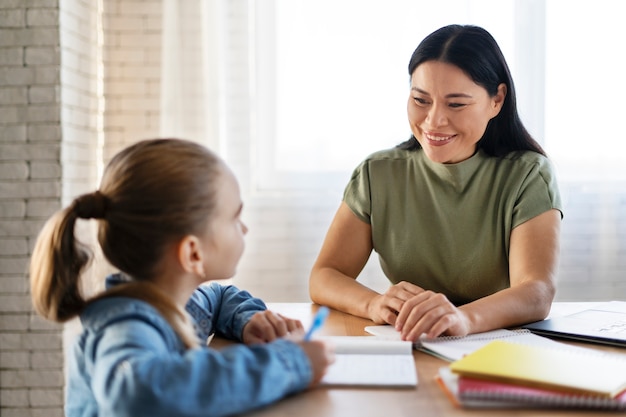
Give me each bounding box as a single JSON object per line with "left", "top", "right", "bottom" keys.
{"left": 544, "top": 1, "right": 626, "bottom": 181}
{"left": 251, "top": 0, "right": 542, "bottom": 192}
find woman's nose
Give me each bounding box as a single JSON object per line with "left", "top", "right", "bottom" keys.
{"left": 426, "top": 103, "right": 448, "bottom": 128}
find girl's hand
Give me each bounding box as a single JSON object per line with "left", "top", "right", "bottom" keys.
{"left": 242, "top": 310, "right": 304, "bottom": 344}
{"left": 297, "top": 339, "right": 336, "bottom": 386}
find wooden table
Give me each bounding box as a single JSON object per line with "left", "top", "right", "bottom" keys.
{"left": 212, "top": 303, "right": 626, "bottom": 417}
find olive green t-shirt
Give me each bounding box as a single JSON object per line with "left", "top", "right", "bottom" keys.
{"left": 343, "top": 148, "right": 563, "bottom": 306}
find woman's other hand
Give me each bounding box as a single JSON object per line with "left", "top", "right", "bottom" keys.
{"left": 394, "top": 290, "right": 470, "bottom": 340}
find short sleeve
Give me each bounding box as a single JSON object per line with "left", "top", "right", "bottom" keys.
{"left": 512, "top": 156, "right": 563, "bottom": 228}
{"left": 342, "top": 159, "right": 372, "bottom": 224}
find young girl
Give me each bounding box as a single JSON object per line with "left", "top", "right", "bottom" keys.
{"left": 30, "top": 138, "right": 334, "bottom": 417}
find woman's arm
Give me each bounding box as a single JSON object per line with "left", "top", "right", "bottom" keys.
{"left": 461, "top": 208, "right": 560, "bottom": 330}
{"left": 310, "top": 202, "right": 423, "bottom": 324}
{"left": 310, "top": 202, "right": 376, "bottom": 316}
{"left": 395, "top": 209, "right": 561, "bottom": 340}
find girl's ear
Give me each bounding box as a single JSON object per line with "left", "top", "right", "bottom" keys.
{"left": 177, "top": 235, "right": 206, "bottom": 278}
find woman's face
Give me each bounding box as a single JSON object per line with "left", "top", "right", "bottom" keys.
{"left": 407, "top": 60, "right": 506, "bottom": 164}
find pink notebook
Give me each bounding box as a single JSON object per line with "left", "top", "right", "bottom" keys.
{"left": 437, "top": 367, "right": 626, "bottom": 410}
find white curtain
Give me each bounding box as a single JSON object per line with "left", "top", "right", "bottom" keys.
{"left": 160, "top": 0, "right": 222, "bottom": 151}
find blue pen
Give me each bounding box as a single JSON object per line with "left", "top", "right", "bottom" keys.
{"left": 304, "top": 306, "right": 329, "bottom": 341}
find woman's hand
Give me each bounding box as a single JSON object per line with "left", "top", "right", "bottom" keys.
{"left": 242, "top": 310, "right": 304, "bottom": 344}
{"left": 395, "top": 290, "right": 470, "bottom": 340}
{"left": 367, "top": 281, "right": 424, "bottom": 325}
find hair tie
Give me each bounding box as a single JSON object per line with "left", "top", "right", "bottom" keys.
{"left": 74, "top": 191, "right": 108, "bottom": 219}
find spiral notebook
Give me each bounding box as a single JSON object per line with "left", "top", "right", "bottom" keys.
{"left": 449, "top": 340, "right": 626, "bottom": 398}
{"left": 364, "top": 326, "right": 561, "bottom": 362}
{"left": 437, "top": 367, "right": 626, "bottom": 410}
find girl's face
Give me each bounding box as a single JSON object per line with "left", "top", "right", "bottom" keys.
{"left": 200, "top": 165, "right": 248, "bottom": 281}
{"left": 407, "top": 60, "right": 506, "bottom": 164}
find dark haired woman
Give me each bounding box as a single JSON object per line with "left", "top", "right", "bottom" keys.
{"left": 309, "top": 24, "right": 562, "bottom": 341}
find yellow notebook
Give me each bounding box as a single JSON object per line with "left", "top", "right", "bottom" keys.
{"left": 449, "top": 340, "right": 626, "bottom": 398}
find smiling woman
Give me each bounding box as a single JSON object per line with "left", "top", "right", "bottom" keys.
{"left": 309, "top": 24, "right": 563, "bottom": 342}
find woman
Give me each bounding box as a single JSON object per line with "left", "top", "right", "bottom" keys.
{"left": 30, "top": 138, "right": 334, "bottom": 417}
{"left": 309, "top": 25, "right": 562, "bottom": 342}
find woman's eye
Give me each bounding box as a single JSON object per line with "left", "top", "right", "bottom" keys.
{"left": 449, "top": 103, "right": 466, "bottom": 108}
{"left": 413, "top": 97, "right": 429, "bottom": 105}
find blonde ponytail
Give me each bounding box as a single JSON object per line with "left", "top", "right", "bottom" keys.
{"left": 30, "top": 191, "right": 107, "bottom": 322}
{"left": 30, "top": 208, "right": 91, "bottom": 322}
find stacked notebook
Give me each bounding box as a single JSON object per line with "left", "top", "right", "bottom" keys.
{"left": 437, "top": 340, "right": 626, "bottom": 410}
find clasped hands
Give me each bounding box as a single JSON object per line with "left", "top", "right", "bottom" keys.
{"left": 369, "top": 281, "right": 471, "bottom": 341}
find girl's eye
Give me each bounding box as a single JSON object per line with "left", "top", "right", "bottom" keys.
{"left": 413, "top": 97, "right": 429, "bottom": 105}
{"left": 449, "top": 103, "right": 467, "bottom": 109}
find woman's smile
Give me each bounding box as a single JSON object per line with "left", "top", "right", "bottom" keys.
{"left": 423, "top": 132, "right": 457, "bottom": 146}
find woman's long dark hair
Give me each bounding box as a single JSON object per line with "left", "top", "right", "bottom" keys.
{"left": 398, "top": 24, "right": 545, "bottom": 157}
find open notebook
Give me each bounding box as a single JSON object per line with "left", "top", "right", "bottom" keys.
{"left": 316, "top": 336, "right": 418, "bottom": 388}
{"left": 521, "top": 301, "right": 626, "bottom": 347}
{"left": 364, "top": 326, "right": 562, "bottom": 362}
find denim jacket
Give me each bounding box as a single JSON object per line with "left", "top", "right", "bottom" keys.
{"left": 65, "top": 274, "right": 312, "bottom": 417}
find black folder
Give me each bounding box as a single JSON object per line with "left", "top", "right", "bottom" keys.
{"left": 522, "top": 301, "right": 626, "bottom": 348}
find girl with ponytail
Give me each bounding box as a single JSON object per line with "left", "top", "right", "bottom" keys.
{"left": 30, "top": 138, "right": 334, "bottom": 417}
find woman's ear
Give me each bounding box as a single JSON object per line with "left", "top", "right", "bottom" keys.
{"left": 490, "top": 83, "right": 507, "bottom": 118}
{"left": 177, "top": 235, "right": 206, "bottom": 278}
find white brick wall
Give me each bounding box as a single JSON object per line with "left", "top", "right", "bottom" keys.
{"left": 557, "top": 181, "right": 626, "bottom": 300}
{"left": 101, "top": 0, "right": 163, "bottom": 160}
{"left": 0, "top": 0, "right": 63, "bottom": 415}
{"left": 0, "top": 0, "right": 99, "bottom": 414}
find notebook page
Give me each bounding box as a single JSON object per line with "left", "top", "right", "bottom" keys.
{"left": 321, "top": 353, "right": 417, "bottom": 387}
{"left": 318, "top": 335, "right": 413, "bottom": 355}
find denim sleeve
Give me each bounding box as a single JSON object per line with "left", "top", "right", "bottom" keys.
{"left": 188, "top": 282, "right": 267, "bottom": 341}
{"left": 88, "top": 318, "right": 312, "bottom": 417}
